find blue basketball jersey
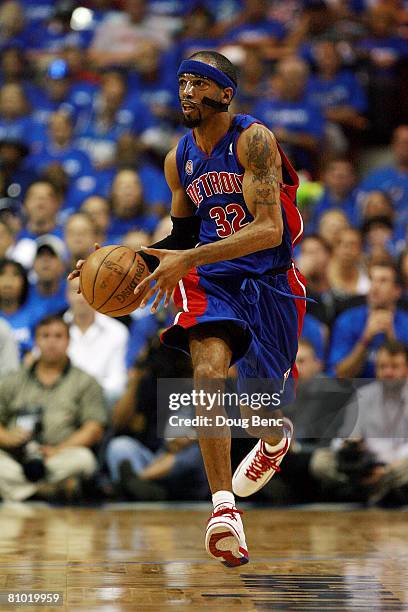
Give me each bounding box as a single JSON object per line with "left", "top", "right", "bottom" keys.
{"left": 176, "top": 113, "right": 304, "bottom": 278}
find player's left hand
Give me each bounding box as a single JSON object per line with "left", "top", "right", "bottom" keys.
{"left": 134, "top": 247, "right": 191, "bottom": 313}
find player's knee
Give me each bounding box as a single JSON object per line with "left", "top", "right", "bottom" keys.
{"left": 194, "top": 362, "right": 226, "bottom": 381}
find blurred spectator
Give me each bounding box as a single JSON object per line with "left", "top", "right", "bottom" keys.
{"left": 327, "top": 228, "right": 370, "bottom": 298}
{"left": 0, "top": 315, "right": 106, "bottom": 502}
{"left": 0, "top": 218, "right": 15, "bottom": 260}
{"left": 307, "top": 40, "right": 367, "bottom": 151}
{"left": 297, "top": 233, "right": 335, "bottom": 325}
{"left": 301, "top": 313, "right": 327, "bottom": 362}
{"left": 317, "top": 208, "right": 350, "bottom": 246}
{"left": 310, "top": 158, "right": 359, "bottom": 230}
{"left": 173, "top": 4, "right": 218, "bottom": 62}
{"left": 0, "top": 319, "right": 19, "bottom": 376}
{"left": 362, "top": 216, "right": 396, "bottom": 262}
{"left": 358, "top": 7, "right": 408, "bottom": 142}
{"left": 106, "top": 340, "right": 207, "bottom": 501}
{"left": 80, "top": 195, "right": 110, "bottom": 245}
{"left": 0, "top": 258, "right": 33, "bottom": 357}
{"left": 65, "top": 278, "right": 129, "bottom": 403}
{"left": 122, "top": 229, "right": 150, "bottom": 252}
{"left": 220, "top": 0, "right": 286, "bottom": 60}
{"left": 327, "top": 262, "right": 408, "bottom": 378}
{"left": 0, "top": 1, "right": 30, "bottom": 52}
{"left": 16, "top": 181, "right": 64, "bottom": 267}
{"left": 0, "top": 135, "right": 38, "bottom": 202}
{"left": 88, "top": 0, "right": 172, "bottom": 69}
{"left": 253, "top": 56, "right": 325, "bottom": 174}
{"left": 75, "top": 70, "right": 154, "bottom": 169}
{"left": 64, "top": 212, "right": 97, "bottom": 270}
{"left": 28, "top": 111, "right": 94, "bottom": 189}
{"left": 25, "top": 235, "right": 68, "bottom": 322}
{"left": 232, "top": 48, "right": 265, "bottom": 113}
{"left": 0, "top": 47, "right": 45, "bottom": 110}
{"left": 398, "top": 249, "right": 408, "bottom": 301}
{"left": 0, "top": 83, "right": 39, "bottom": 151}
{"left": 357, "top": 125, "right": 408, "bottom": 231}
{"left": 311, "top": 340, "right": 408, "bottom": 505}
{"left": 107, "top": 169, "right": 159, "bottom": 242}
{"left": 32, "top": 59, "right": 97, "bottom": 131}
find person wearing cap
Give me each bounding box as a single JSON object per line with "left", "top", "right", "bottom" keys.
{"left": 25, "top": 235, "right": 68, "bottom": 324}
{"left": 30, "top": 59, "right": 96, "bottom": 132}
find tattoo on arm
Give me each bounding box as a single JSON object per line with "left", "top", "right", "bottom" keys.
{"left": 247, "top": 127, "right": 281, "bottom": 207}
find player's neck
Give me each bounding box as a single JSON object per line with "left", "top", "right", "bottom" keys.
{"left": 193, "top": 113, "right": 233, "bottom": 156}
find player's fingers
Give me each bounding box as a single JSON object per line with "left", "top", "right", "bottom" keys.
{"left": 139, "top": 285, "right": 157, "bottom": 309}
{"left": 94, "top": 243, "right": 101, "bottom": 250}
{"left": 163, "top": 288, "right": 173, "bottom": 308}
{"left": 134, "top": 271, "right": 158, "bottom": 296}
{"left": 67, "top": 269, "right": 80, "bottom": 281}
{"left": 150, "top": 288, "right": 164, "bottom": 313}
{"left": 140, "top": 246, "right": 167, "bottom": 258}
{"left": 76, "top": 259, "right": 86, "bottom": 270}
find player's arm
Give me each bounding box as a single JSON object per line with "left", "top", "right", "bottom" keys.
{"left": 138, "top": 147, "right": 200, "bottom": 272}
{"left": 184, "top": 123, "right": 284, "bottom": 266}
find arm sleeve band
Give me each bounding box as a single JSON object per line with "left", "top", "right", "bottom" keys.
{"left": 138, "top": 215, "right": 201, "bottom": 272}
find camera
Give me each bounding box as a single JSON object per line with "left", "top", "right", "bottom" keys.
{"left": 15, "top": 407, "right": 47, "bottom": 483}
{"left": 336, "top": 440, "right": 380, "bottom": 482}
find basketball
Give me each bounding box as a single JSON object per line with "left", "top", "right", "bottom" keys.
{"left": 79, "top": 245, "right": 150, "bottom": 317}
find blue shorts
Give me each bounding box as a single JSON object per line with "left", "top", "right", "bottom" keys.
{"left": 161, "top": 263, "right": 306, "bottom": 404}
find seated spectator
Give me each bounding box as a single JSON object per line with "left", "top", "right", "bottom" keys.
{"left": 15, "top": 180, "right": 64, "bottom": 267}
{"left": 327, "top": 228, "right": 370, "bottom": 298}
{"left": 220, "top": 0, "right": 286, "bottom": 60}
{"left": 28, "top": 111, "right": 94, "bottom": 191}
{"left": 105, "top": 340, "right": 207, "bottom": 501}
{"left": 301, "top": 313, "right": 327, "bottom": 362}
{"left": 398, "top": 250, "right": 408, "bottom": 301}
{"left": 0, "top": 318, "right": 19, "bottom": 375}
{"left": 107, "top": 169, "right": 159, "bottom": 242}
{"left": 0, "top": 315, "right": 106, "bottom": 502}
{"left": 0, "top": 258, "right": 33, "bottom": 356}
{"left": 317, "top": 208, "right": 350, "bottom": 247}
{"left": 311, "top": 340, "right": 408, "bottom": 505}
{"left": 80, "top": 196, "right": 110, "bottom": 246}
{"left": 64, "top": 212, "right": 97, "bottom": 271}
{"left": 0, "top": 47, "right": 45, "bottom": 121}
{"left": 310, "top": 158, "right": 359, "bottom": 230}
{"left": 357, "top": 125, "right": 408, "bottom": 231}
{"left": 232, "top": 48, "right": 265, "bottom": 114}
{"left": 357, "top": 7, "right": 407, "bottom": 143}
{"left": 88, "top": 0, "right": 172, "bottom": 69}
{"left": 362, "top": 216, "right": 396, "bottom": 262}
{"left": 327, "top": 262, "right": 408, "bottom": 377}
{"left": 307, "top": 40, "right": 367, "bottom": 150}
{"left": 172, "top": 4, "right": 218, "bottom": 63}
{"left": 31, "top": 59, "right": 96, "bottom": 131}
{"left": 296, "top": 233, "right": 335, "bottom": 325}
{"left": 0, "top": 83, "right": 40, "bottom": 152}
{"left": 252, "top": 56, "right": 325, "bottom": 175}
{"left": 0, "top": 1, "right": 30, "bottom": 52}
{"left": 65, "top": 278, "right": 129, "bottom": 404}
{"left": 0, "top": 218, "right": 15, "bottom": 261}
{"left": 0, "top": 135, "right": 37, "bottom": 201}
{"left": 26, "top": 235, "right": 68, "bottom": 322}
{"left": 75, "top": 70, "right": 154, "bottom": 169}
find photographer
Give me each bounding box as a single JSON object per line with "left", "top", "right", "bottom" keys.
{"left": 0, "top": 315, "right": 107, "bottom": 502}
{"left": 311, "top": 340, "right": 408, "bottom": 505}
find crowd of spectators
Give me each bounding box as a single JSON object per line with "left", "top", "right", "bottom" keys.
{"left": 0, "top": 0, "right": 407, "bottom": 505}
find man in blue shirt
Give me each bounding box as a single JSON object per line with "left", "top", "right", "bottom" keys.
{"left": 26, "top": 235, "right": 68, "bottom": 323}
{"left": 327, "top": 262, "right": 408, "bottom": 378}
{"left": 357, "top": 125, "right": 408, "bottom": 232}
{"left": 253, "top": 56, "right": 325, "bottom": 174}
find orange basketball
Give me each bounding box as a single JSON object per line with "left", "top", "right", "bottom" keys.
{"left": 79, "top": 245, "right": 150, "bottom": 317}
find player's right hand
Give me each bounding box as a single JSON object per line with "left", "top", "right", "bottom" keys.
{"left": 67, "top": 243, "right": 101, "bottom": 291}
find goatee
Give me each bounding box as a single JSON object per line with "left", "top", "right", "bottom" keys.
{"left": 182, "top": 115, "right": 202, "bottom": 128}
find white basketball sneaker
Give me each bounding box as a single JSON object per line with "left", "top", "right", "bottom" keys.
{"left": 232, "top": 418, "right": 294, "bottom": 497}
{"left": 205, "top": 504, "right": 249, "bottom": 567}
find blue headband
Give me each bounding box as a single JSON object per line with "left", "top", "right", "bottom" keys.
{"left": 177, "top": 60, "right": 237, "bottom": 96}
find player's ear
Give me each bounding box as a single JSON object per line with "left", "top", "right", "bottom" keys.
{"left": 222, "top": 87, "right": 234, "bottom": 105}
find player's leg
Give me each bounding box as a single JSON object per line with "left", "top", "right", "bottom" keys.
{"left": 189, "top": 322, "right": 249, "bottom": 567}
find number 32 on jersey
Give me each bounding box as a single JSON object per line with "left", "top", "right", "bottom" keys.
{"left": 209, "top": 203, "right": 249, "bottom": 238}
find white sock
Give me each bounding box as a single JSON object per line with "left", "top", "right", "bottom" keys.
{"left": 212, "top": 490, "right": 235, "bottom": 510}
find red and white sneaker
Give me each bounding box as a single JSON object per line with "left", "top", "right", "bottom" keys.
{"left": 205, "top": 505, "right": 249, "bottom": 567}
{"left": 232, "top": 418, "right": 293, "bottom": 497}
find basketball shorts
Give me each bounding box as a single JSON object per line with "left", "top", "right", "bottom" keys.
{"left": 161, "top": 262, "right": 306, "bottom": 406}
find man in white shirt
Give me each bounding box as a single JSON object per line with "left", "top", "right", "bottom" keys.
{"left": 65, "top": 279, "right": 129, "bottom": 404}
{"left": 311, "top": 340, "right": 408, "bottom": 505}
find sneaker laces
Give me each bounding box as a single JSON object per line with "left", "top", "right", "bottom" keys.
{"left": 245, "top": 447, "right": 281, "bottom": 482}
{"left": 210, "top": 506, "right": 243, "bottom": 522}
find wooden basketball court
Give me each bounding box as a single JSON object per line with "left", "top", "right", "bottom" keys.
{"left": 0, "top": 502, "right": 407, "bottom": 611}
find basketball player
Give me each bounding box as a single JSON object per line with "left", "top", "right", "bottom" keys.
{"left": 69, "top": 51, "right": 306, "bottom": 567}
